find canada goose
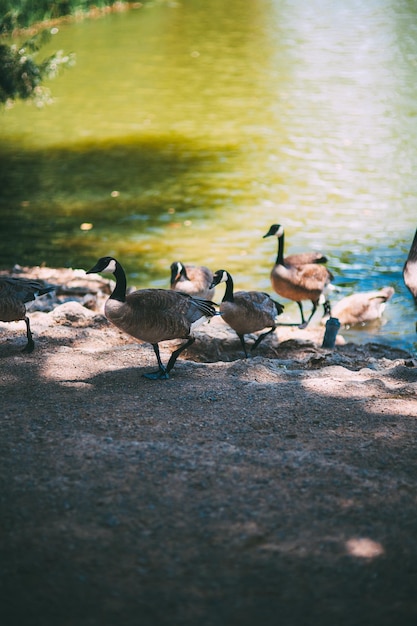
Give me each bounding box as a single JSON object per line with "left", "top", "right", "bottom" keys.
{"left": 324, "top": 287, "right": 394, "bottom": 327}
{"left": 403, "top": 228, "right": 417, "bottom": 303}
{"left": 170, "top": 261, "right": 215, "bottom": 300}
{"left": 0, "top": 277, "right": 54, "bottom": 352}
{"left": 209, "top": 269, "right": 284, "bottom": 357}
{"left": 263, "top": 224, "right": 334, "bottom": 327}
{"left": 86, "top": 256, "right": 217, "bottom": 379}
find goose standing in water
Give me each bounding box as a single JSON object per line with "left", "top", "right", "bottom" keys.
{"left": 324, "top": 287, "right": 394, "bottom": 328}
{"left": 170, "top": 261, "right": 215, "bottom": 300}
{"left": 0, "top": 277, "right": 54, "bottom": 352}
{"left": 210, "top": 269, "right": 284, "bottom": 357}
{"left": 403, "top": 228, "right": 417, "bottom": 303}
{"left": 86, "top": 256, "right": 217, "bottom": 379}
{"left": 263, "top": 224, "right": 334, "bottom": 327}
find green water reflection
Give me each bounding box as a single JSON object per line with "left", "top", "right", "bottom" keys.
{"left": 0, "top": 133, "right": 242, "bottom": 280}
{"left": 1, "top": 0, "right": 417, "bottom": 350}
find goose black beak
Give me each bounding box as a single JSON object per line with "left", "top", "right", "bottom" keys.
{"left": 263, "top": 224, "right": 281, "bottom": 238}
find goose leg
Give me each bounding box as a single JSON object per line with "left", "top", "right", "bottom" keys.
{"left": 297, "top": 302, "right": 308, "bottom": 328}
{"left": 298, "top": 301, "right": 318, "bottom": 329}
{"left": 143, "top": 343, "right": 169, "bottom": 380}
{"left": 237, "top": 334, "right": 249, "bottom": 358}
{"left": 166, "top": 337, "right": 195, "bottom": 374}
{"left": 306, "top": 301, "right": 318, "bottom": 324}
{"left": 22, "top": 316, "right": 35, "bottom": 353}
{"left": 251, "top": 326, "right": 275, "bottom": 352}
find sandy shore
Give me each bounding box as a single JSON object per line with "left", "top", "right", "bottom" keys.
{"left": 1, "top": 266, "right": 417, "bottom": 626}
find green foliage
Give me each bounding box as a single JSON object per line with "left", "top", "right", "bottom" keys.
{"left": 0, "top": 1, "right": 125, "bottom": 33}
{"left": 0, "top": 2, "right": 132, "bottom": 105}
{"left": 0, "top": 29, "right": 75, "bottom": 105}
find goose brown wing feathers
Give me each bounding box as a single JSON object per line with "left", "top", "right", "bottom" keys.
{"left": 127, "top": 289, "right": 215, "bottom": 320}
{"left": 107, "top": 289, "right": 216, "bottom": 344}
{"left": 222, "top": 291, "right": 277, "bottom": 335}
{"left": 0, "top": 277, "right": 53, "bottom": 304}
{"left": 331, "top": 287, "right": 394, "bottom": 326}
{"left": 185, "top": 265, "right": 213, "bottom": 286}
{"left": 285, "top": 252, "right": 328, "bottom": 266}
{"left": 292, "top": 264, "right": 333, "bottom": 291}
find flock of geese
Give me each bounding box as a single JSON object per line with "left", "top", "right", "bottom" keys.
{"left": 1, "top": 224, "right": 416, "bottom": 379}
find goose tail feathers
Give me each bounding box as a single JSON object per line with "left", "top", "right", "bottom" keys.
{"left": 189, "top": 297, "right": 218, "bottom": 319}
{"left": 273, "top": 299, "right": 285, "bottom": 316}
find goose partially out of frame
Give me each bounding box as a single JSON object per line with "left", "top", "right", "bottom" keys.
{"left": 403, "top": 228, "right": 417, "bottom": 304}
{"left": 86, "top": 256, "right": 217, "bottom": 379}
{"left": 0, "top": 276, "right": 54, "bottom": 352}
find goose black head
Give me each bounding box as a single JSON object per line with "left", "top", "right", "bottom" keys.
{"left": 86, "top": 256, "right": 118, "bottom": 275}
{"left": 209, "top": 270, "right": 229, "bottom": 289}
{"left": 263, "top": 224, "right": 284, "bottom": 239}
{"left": 170, "top": 261, "right": 187, "bottom": 283}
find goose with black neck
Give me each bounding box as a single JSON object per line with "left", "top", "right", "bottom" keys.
{"left": 210, "top": 269, "right": 284, "bottom": 358}
{"left": 86, "top": 256, "right": 217, "bottom": 379}
{"left": 263, "top": 223, "right": 334, "bottom": 328}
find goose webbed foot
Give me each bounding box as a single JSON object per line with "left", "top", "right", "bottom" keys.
{"left": 143, "top": 339, "right": 195, "bottom": 380}
{"left": 143, "top": 368, "right": 169, "bottom": 380}
{"left": 299, "top": 313, "right": 316, "bottom": 329}
{"left": 144, "top": 343, "right": 170, "bottom": 380}
{"left": 298, "top": 301, "right": 318, "bottom": 329}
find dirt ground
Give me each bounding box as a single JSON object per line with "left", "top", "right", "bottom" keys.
{"left": 1, "top": 267, "right": 417, "bottom": 626}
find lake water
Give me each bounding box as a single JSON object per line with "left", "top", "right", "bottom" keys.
{"left": 1, "top": 0, "right": 416, "bottom": 353}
